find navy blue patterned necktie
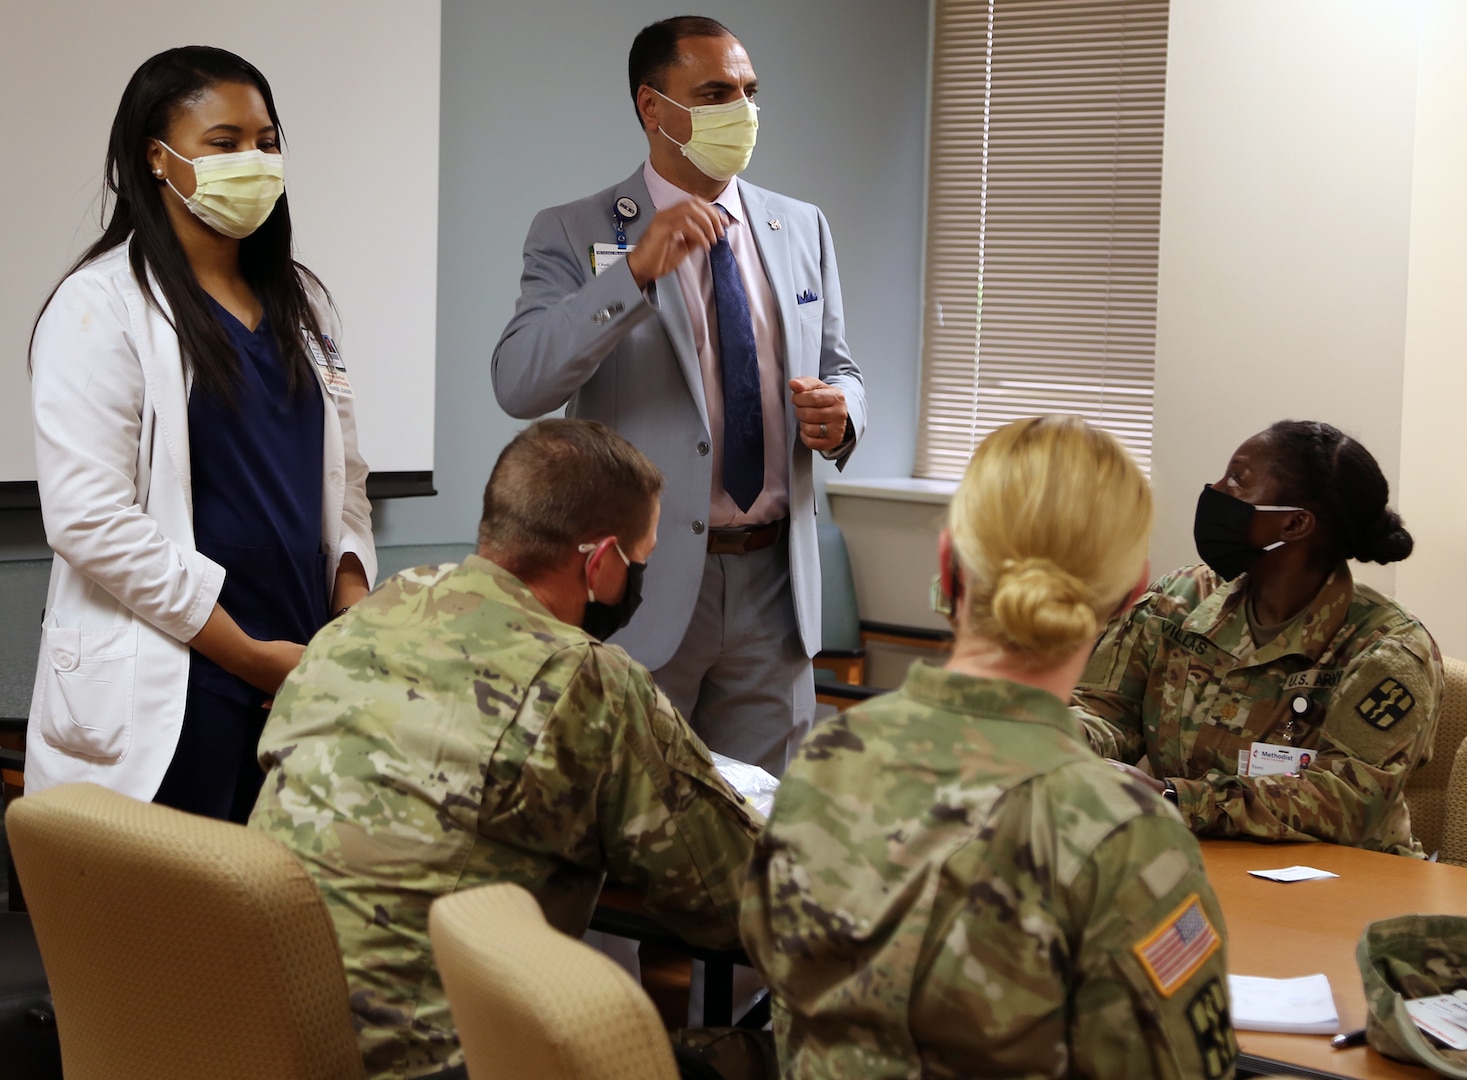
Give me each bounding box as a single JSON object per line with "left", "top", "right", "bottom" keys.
{"left": 709, "top": 205, "right": 764, "bottom": 513}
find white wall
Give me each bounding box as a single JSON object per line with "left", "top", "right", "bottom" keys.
{"left": 839, "top": 0, "right": 1467, "bottom": 661}
{"left": 1150, "top": 0, "right": 1422, "bottom": 598}
{"left": 0, "top": 0, "right": 440, "bottom": 485}
{"left": 1395, "top": 0, "right": 1467, "bottom": 658}
{"left": 1152, "top": 0, "right": 1467, "bottom": 658}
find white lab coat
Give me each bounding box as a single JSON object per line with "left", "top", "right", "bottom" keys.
{"left": 26, "top": 239, "right": 376, "bottom": 800}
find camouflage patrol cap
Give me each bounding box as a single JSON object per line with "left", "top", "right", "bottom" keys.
{"left": 1357, "top": 914, "right": 1467, "bottom": 1076}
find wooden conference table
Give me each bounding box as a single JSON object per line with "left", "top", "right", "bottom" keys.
{"left": 1204, "top": 839, "right": 1467, "bottom": 1079}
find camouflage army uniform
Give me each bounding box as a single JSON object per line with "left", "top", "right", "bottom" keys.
{"left": 741, "top": 663, "right": 1237, "bottom": 1080}
{"left": 1073, "top": 563, "right": 1442, "bottom": 858}
{"left": 249, "top": 556, "right": 761, "bottom": 1080}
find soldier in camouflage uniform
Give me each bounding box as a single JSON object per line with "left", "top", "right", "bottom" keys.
{"left": 742, "top": 416, "right": 1237, "bottom": 1079}
{"left": 250, "top": 419, "right": 761, "bottom": 1080}
{"left": 1074, "top": 421, "right": 1441, "bottom": 858}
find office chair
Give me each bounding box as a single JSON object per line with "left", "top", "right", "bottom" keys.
{"left": 814, "top": 522, "right": 866, "bottom": 685}
{"left": 429, "top": 882, "right": 680, "bottom": 1080}
{"left": 1404, "top": 656, "right": 1467, "bottom": 858}
{"left": 1440, "top": 736, "right": 1467, "bottom": 868}
{"left": 7, "top": 782, "right": 363, "bottom": 1080}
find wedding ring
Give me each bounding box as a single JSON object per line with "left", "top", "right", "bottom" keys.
{"left": 819, "top": 422, "right": 828, "bottom": 438}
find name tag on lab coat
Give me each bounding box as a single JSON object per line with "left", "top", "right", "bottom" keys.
{"left": 303, "top": 330, "right": 353, "bottom": 397}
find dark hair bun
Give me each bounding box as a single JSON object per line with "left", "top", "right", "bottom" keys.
{"left": 1265, "top": 421, "right": 1414, "bottom": 567}
{"left": 1353, "top": 508, "right": 1414, "bottom": 565}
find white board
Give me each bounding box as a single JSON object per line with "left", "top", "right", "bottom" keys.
{"left": 0, "top": 0, "right": 440, "bottom": 487}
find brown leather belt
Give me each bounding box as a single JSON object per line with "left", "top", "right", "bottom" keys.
{"left": 707, "top": 518, "right": 784, "bottom": 555}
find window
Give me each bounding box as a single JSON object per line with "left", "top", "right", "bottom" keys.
{"left": 915, "top": 0, "right": 1169, "bottom": 478}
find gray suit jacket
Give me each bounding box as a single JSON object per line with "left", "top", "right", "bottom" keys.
{"left": 492, "top": 167, "right": 866, "bottom": 672}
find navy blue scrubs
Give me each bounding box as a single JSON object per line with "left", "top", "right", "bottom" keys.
{"left": 153, "top": 300, "right": 327, "bottom": 822}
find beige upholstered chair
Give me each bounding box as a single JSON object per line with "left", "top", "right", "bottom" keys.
{"left": 429, "top": 882, "right": 680, "bottom": 1080}
{"left": 7, "top": 782, "right": 363, "bottom": 1080}
{"left": 1405, "top": 656, "right": 1467, "bottom": 857}
{"left": 1440, "top": 736, "right": 1467, "bottom": 867}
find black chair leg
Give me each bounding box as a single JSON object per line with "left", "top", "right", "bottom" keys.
{"left": 703, "top": 957, "right": 734, "bottom": 1027}
{"left": 0, "top": 913, "right": 61, "bottom": 1080}
{"left": 737, "top": 990, "right": 771, "bottom": 1030}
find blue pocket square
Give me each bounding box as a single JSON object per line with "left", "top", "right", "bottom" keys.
{"left": 796, "top": 289, "right": 819, "bottom": 305}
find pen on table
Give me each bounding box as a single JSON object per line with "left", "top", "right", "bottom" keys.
{"left": 1331, "top": 1028, "right": 1367, "bottom": 1050}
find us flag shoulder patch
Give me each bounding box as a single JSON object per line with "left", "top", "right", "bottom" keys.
{"left": 1133, "top": 894, "right": 1221, "bottom": 997}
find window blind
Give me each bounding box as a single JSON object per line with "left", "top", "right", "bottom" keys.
{"left": 915, "top": 0, "right": 1168, "bottom": 478}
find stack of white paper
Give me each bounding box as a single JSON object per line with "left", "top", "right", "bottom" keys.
{"left": 1228, "top": 974, "right": 1340, "bottom": 1034}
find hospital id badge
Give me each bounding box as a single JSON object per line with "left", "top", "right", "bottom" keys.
{"left": 1244, "top": 741, "right": 1311, "bottom": 777}
{"left": 303, "top": 329, "right": 354, "bottom": 397}
{"left": 590, "top": 242, "right": 633, "bottom": 277}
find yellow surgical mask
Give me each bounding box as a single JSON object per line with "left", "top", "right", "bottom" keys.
{"left": 653, "top": 88, "right": 758, "bottom": 182}
{"left": 158, "top": 140, "right": 285, "bottom": 239}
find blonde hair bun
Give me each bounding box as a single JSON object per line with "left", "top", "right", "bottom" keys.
{"left": 947, "top": 415, "right": 1153, "bottom": 665}
{"left": 990, "top": 557, "right": 1098, "bottom": 652}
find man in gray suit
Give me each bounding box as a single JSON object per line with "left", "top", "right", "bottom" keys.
{"left": 493, "top": 16, "right": 865, "bottom": 775}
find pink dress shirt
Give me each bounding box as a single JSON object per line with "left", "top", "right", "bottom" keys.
{"left": 643, "top": 161, "right": 789, "bottom": 528}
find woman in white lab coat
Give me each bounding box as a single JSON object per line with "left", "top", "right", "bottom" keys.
{"left": 27, "top": 46, "right": 375, "bottom": 821}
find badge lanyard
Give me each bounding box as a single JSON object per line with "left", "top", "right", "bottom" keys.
{"left": 588, "top": 197, "right": 637, "bottom": 276}
{"left": 613, "top": 195, "right": 638, "bottom": 249}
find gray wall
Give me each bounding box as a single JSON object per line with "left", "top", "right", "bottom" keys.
{"left": 375, "top": 0, "right": 930, "bottom": 546}
{"left": 1, "top": 0, "right": 930, "bottom": 557}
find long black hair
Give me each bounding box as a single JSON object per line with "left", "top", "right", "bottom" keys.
{"left": 1265, "top": 420, "right": 1413, "bottom": 565}
{"left": 30, "top": 45, "right": 328, "bottom": 405}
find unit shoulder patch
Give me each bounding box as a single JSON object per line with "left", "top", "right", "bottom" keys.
{"left": 1355, "top": 678, "right": 1416, "bottom": 730}
{"left": 1186, "top": 976, "right": 1237, "bottom": 1079}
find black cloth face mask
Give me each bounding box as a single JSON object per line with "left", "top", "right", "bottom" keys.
{"left": 1192, "top": 484, "right": 1302, "bottom": 582}
{"left": 579, "top": 541, "right": 646, "bottom": 641}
